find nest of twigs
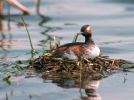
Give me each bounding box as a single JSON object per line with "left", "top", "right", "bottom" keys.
{"left": 29, "top": 53, "right": 133, "bottom": 79}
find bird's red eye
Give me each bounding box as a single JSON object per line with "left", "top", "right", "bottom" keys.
{"left": 84, "top": 29, "right": 87, "bottom": 33}
{"left": 85, "top": 27, "right": 91, "bottom": 33}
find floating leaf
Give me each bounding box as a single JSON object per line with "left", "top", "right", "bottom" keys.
{"left": 3, "top": 75, "right": 11, "bottom": 85}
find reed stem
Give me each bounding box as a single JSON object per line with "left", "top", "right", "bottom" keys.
{"left": 72, "top": 33, "right": 79, "bottom": 43}
{"left": 79, "top": 61, "right": 82, "bottom": 92}
{"left": 20, "top": 14, "right": 35, "bottom": 58}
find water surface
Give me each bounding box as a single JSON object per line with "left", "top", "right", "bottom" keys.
{"left": 0, "top": 0, "right": 134, "bottom": 100}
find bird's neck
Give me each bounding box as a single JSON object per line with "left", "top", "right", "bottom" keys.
{"left": 85, "top": 36, "right": 94, "bottom": 44}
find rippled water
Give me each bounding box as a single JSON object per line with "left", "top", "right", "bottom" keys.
{"left": 0, "top": 0, "right": 134, "bottom": 100}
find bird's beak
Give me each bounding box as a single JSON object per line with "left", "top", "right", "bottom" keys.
{"left": 77, "top": 32, "right": 83, "bottom": 35}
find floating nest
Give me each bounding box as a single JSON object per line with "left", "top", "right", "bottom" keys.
{"left": 29, "top": 54, "right": 134, "bottom": 79}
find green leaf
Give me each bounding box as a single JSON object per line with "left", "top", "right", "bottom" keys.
{"left": 72, "top": 33, "right": 79, "bottom": 43}
{"left": 3, "top": 75, "right": 11, "bottom": 85}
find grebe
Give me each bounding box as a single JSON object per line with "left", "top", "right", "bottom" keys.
{"left": 52, "top": 25, "right": 100, "bottom": 60}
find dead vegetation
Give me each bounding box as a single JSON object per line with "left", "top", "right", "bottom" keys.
{"left": 28, "top": 53, "right": 133, "bottom": 79}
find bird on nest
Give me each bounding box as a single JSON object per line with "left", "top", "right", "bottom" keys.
{"left": 51, "top": 25, "right": 100, "bottom": 60}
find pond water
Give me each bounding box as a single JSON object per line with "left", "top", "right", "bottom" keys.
{"left": 0, "top": 0, "right": 134, "bottom": 100}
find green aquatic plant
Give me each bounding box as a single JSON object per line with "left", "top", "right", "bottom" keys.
{"left": 20, "top": 14, "right": 38, "bottom": 58}
{"left": 76, "top": 60, "right": 83, "bottom": 92}
{"left": 41, "top": 35, "right": 61, "bottom": 55}
{"left": 3, "top": 75, "right": 11, "bottom": 85}
{"left": 54, "top": 36, "right": 60, "bottom": 48}
{"left": 72, "top": 33, "right": 79, "bottom": 43}
{"left": 49, "top": 39, "right": 52, "bottom": 51}
{"left": 56, "top": 40, "right": 60, "bottom": 48}
{"left": 41, "top": 32, "right": 79, "bottom": 55}
{"left": 0, "top": 59, "right": 31, "bottom": 84}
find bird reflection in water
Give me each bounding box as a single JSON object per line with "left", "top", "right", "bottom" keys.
{"left": 82, "top": 80, "right": 101, "bottom": 100}
{"left": 43, "top": 73, "right": 102, "bottom": 100}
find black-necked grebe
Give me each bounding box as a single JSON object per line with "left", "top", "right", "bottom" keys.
{"left": 52, "top": 25, "right": 100, "bottom": 60}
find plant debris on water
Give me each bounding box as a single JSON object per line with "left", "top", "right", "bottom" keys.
{"left": 29, "top": 52, "right": 134, "bottom": 79}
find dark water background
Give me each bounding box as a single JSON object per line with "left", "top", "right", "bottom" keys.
{"left": 0, "top": 0, "right": 134, "bottom": 100}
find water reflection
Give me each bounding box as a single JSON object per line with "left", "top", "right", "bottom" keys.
{"left": 43, "top": 73, "right": 102, "bottom": 100}
{"left": 82, "top": 79, "right": 101, "bottom": 100}
{"left": 0, "top": 18, "right": 13, "bottom": 51}
{"left": 36, "top": 0, "right": 62, "bottom": 45}
{"left": 0, "top": 14, "right": 14, "bottom": 62}
{"left": 36, "top": 0, "right": 50, "bottom": 25}
{"left": 0, "top": 18, "right": 7, "bottom": 51}
{"left": 0, "top": 18, "right": 5, "bottom": 38}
